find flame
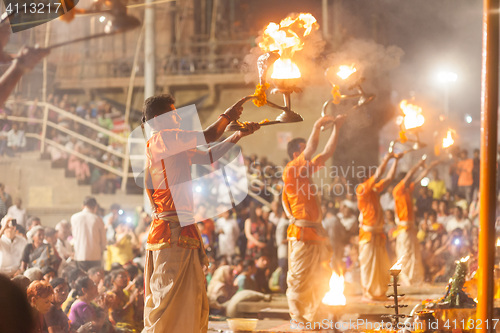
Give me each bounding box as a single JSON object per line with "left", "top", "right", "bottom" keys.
{"left": 259, "top": 13, "right": 318, "bottom": 80}
{"left": 322, "top": 271, "right": 346, "bottom": 306}
{"left": 337, "top": 65, "right": 357, "bottom": 80}
{"left": 497, "top": 238, "right": 500, "bottom": 247}
{"left": 460, "top": 255, "right": 470, "bottom": 263}
{"left": 390, "top": 256, "right": 404, "bottom": 271}
{"left": 271, "top": 58, "right": 301, "bottom": 79}
{"left": 399, "top": 100, "right": 425, "bottom": 130}
{"left": 442, "top": 129, "right": 456, "bottom": 149}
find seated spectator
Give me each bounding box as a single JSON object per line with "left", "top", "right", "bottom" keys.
{"left": 0, "top": 114, "right": 11, "bottom": 157}
{"left": 108, "top": 269, "right": 138, "bottom": 331}
{"left": 61, "top": 267, "right": 87, "bottom": 315}
{"left": 88, "top": 266, "right": 105, "bottom": 294}
{"left": 254, "top": 254, "right": 271, "bottom": 294}
{"left": 6, "top": 122, "right": 26, "bottom": 156}
{"left": 6, "top": 198, "right": 27, "bottom": 228}
{"left": 234, "top": 259, "right": 257, "bottom": 292}
{"left": 46, "top": 278, "right": 70, "bottom": 333}
{"left": 454, "top": 193, "right": 469, "bottom": 213}
{"left": 446, "top": 206, "right": 472, "bottom": 236}
{"left": 207, "top": 265, "right": 237, "bottom": 314}
{"left": 27, "top": 280, "right": 54, "bottom": 333}
{"left": 105, "top": 221, "right": 140, "bottom": 271}
{"left": 21, "top": 226, "right": 60, "bottom": 273}
{"left": 42, "top": 266, "right": 57, "bottom": 283}
{"left": 68, "top": 276, "right": 102, "bottom": 332}
{"left": 24, "top": 267, "right": 44, "bottom": 282}
{"left": 0, "top": 215, "right": 27, "bottom": 277}
{"left": 437, "top": 200, "right": 451, "bottom": 225}
{"left": 0, "top": 274, "right": 35, "bottom": 333}
{"left": 26, "top": 216, "right": 42, "bottom": 241}
{"left": 67, "top": 143, "right": 90, "bottom": 183}
{"left": 55, "top": 220, "right": 73, "bottom": 262}
{"left": 469, "top": 191, "right": 480, "bottom": 227}
{"left": 11, "top": 274, "right": 31, "bottom": 292}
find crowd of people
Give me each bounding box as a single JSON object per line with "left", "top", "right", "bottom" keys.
{"left": 2, "top": 7, "right": 500, "bottom": 332}
{"left": 0, "top": 94, "right": 129, "bottom": 194}
{"left": 0, "top": 140, "right": 497, "bottom": 331}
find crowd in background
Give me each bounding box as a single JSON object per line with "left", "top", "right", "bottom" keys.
{"left": 0, "top": 94, "right": 128, "bottom": 194}
{"left": 1, "top": 137, "right": 500, "bottom": 331}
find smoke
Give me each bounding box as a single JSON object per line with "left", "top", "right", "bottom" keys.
{"left": 324, "top": 39, "right": 404, "bottom": 80}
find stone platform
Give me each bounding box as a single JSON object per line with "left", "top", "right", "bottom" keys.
{"left": 208, "top": 284, "right": 447, "bottom": 332}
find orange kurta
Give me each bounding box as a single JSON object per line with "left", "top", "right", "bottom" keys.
{"left": 282, "top": 153, "right": 325, "bottom": 242}
{"left": 393, "top": 180, "right": 415, "bottom": 233}
{"left": 356, "top": 176, "right": 387, "bottom": 244}
{"left": 145, "top": 129, "right": 203, "bottom": 251}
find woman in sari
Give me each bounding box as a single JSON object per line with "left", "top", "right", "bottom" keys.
{"left": 21, "top": 226, "right": 60, "bottom": 273}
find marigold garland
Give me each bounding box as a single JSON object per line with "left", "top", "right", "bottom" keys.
{"left": 399, "top": 130, "right": 408, "bottom": 144}
{"left": 252, "top": 83, "right": 270, "bottom": 107}
{"left": 331, "top": 85, "right": 341, "bottom": 105}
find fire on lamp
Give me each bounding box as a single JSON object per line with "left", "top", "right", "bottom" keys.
{"left": 399, "top": 100, "right": 425, "bottom": 131}
{"left": 383, "top": 256, "right": 408, "bottom": 327}
{"left": 390, "top": 256, "right": 404, "bottom": 275}
{"left": 322, "top": 64, "right": 375, "bottom": 124}
{"left": 388, "top": 100, "right": 427, "bottom": 154}
{"left": 227, "top": 13, "right": 318, "bottom": 131}
{"left": 442, "top": 128, "right": 456, "bottom": 149}
{"left": 322, "top": 271, "right": 347, "bottom": 306}
{"left": 322, "top": 270, "right": 347, "bottom": 333}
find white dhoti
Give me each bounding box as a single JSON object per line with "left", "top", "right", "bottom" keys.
{"left": 395, "top": 223, "right": 424, "bottom": 286}
{"left": 287, "top": 239, "right": 331, "bottom": 322}
{"left": 143, "top": 223, "right": 209, "bottom": 333}
{"left": 359, "top": 232, "right": 390, "bottom": 299}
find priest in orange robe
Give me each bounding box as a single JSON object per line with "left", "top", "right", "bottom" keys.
{"left": 141, "top": 94, "right": 259, "bottom": 333}
{"left": 357, "top": 152, "right": 401, "bottom": 301}
{"left": 283, "top": 114, "right": 345, "bottom": 323}
{"left": 393, "top": 159, "right": 439, "bottom": 286}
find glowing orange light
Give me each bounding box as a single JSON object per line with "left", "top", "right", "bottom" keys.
{"left": 337, "top": 65, "right": 357, "bottom": 80}
{"left": 442, "top": 128, "right": 456, "bottom": 149}
{"left": 390, "top": 256, "right": 404, "bottom": 272}
{"left": 259, "top": 13, "right": 318, "bottom": 80}
{"left": 322, "top": 271, "right": 346, "bottom": 306}
{"left": 399, "top": 100, "right": 425, "bottom": 130}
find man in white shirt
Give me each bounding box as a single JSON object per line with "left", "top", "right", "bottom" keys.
{"left": 446, "top": 206, "right": 472, "bottom": 236}
{"left": 0, "top": 216, "right": 27, "bottom": 277}
{"left": 6, "top": 123, "right": 25, "bottom": 156}
{"left": 70, "top": 197, "right": 106, "bottom": 271}
{"left": 6, "top": 198, "right": 27, "bottom": 229}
